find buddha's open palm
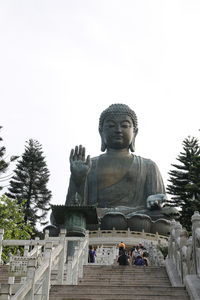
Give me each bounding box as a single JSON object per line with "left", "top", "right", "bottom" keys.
{"left": 70, "top": 145, "right": 91, "bottom": 181}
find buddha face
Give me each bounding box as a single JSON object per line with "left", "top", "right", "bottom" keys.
{"left": 101, "top": 114, "right": 137, "bottom": 150}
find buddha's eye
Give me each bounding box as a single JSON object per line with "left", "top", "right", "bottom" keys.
{"left": 121, "top": 122, "right": 131, "bottom": 128}
{"left": 108, "top": 124, "right": 115, "bottom": 128}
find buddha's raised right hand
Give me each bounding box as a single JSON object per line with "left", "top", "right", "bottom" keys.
{"left": 69, "top": 145, "right": 91, "bottom": 184}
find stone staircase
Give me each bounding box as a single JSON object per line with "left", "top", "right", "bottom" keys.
{"left": 0, "top": 265, "right": 9, "bottom": 283}
{"left": 50, "top": 265, "right": 190, "bottom": 300}
{"left": 0, "top": 264, "right": 21, "bottom": 284}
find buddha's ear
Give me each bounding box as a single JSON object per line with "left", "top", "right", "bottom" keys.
{"left": 100, "top": 133, "right": 107, "bottom": 152}
{"left": 130, "top": 128, "right": 138, "bottom": 153}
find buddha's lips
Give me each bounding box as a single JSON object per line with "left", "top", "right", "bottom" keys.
{"left": 113, "top": 135, "right": 123, "bottom": 139}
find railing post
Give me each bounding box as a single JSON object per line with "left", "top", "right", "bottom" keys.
{"left": 192, "top": 211, "right": 200, "bottom": 275}
{"left": 34, "top": 237, "right": 40, "bottom": 257}
{"left": 155, "top": 232, "right": 159, "bottom": 241}
{"left": 168, "top": 219, "right": 177, "bottom": 258}
{"left": 44, "top": 230, "right": 49, "bottom": 240}
{"left": 24, "top": 245, "right": 29, "bottom": 257}
{"left": 73, "top": 246, "right": 79, "bottom": 284}
{"left": 0, "top": 229, "right": 4, "bottom": 264}
{"left": 112, "top": 228, "right": 116, "bottom": 237}
{"left": 84, "top": 231, "right": 89, "bottom": 265}
{"left": 179, "top": 229, "right": 188, "bottom": 283}
{"left": 57, "top": 229, "right": 67, "bottom": 284}
{"left": 66, "top": 256, "right": 73, "bottom": 284}
{"left": 40, "top": 242, "right": 53, "bottom": 300}
{"left": 78, "top": 242, "right": 84, "bottom": 279}
{"left": 97, "top": 227, "right": 101, "bottom": 237}
{"left": 25, "top": 257, "right": 37, "bottom": 300}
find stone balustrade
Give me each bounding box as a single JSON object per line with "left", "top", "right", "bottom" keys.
{"left": 0, "top": 229, "right": 89, "bottom": 299}
{"left": 94, "top": 246, "right": 118, "bottom": 265}
{"left": 89, "top": 228, "right": 168, "bottom": 247}
{"left": 166, "top": 211, "right": 200, "bottom": 300}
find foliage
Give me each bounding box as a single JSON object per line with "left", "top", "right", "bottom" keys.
{"left": 6, "top": 139, "right": 52, "bottom": 230}
{"left": 167, "top": 136, "right": 200, "bottom": 231}
{"left": 158, "top": 245, "right": 168, "bottom": 259}
{"left": 0, "top": 126, "right": 18, "bottom": 190}
{"left": 0, "top": 195, "right": 33, "bottom": 263}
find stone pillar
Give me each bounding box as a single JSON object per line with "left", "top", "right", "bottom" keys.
{"left": 41, "top": 242, "right": 53, "bottom": 300}
{"left": 168, "top": 219, "right": 177, "bottom": 258}
{"left": 25, "top": 257, "right": 37, "bottom": 300}
{"left": 66, "top": 256, "right": 73, "bottom": 284}
{"left": 0, "top": 229, "right": 4, "bottom": 264}
{"left": 192, "top": 211, "right": 200, "bottom": 275}
{"left": 24, "top": 245, "right": 29, "bottom": 257}
{"left": 179, "top": 229, "right": 188, "bottom": 283}
{"left": 44, "top": 230, "right": 49, "bottom": 239}
{"left": 57, "top": 229, "right": 67, "bottom": 284}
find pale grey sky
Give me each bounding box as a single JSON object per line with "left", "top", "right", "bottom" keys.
{"left": 0, "top": 0, "right": 200, "bottom": 209}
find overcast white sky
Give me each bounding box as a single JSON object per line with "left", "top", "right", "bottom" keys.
{"left": 0, "top": 1, "right": 200, "bottom": 209}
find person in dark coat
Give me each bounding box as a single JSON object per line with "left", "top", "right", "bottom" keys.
{"left": 117, "top": 250, "right": 129, "bottom": 265}
{"left": 88, "top": 245, "right": 96, "bottom": 263}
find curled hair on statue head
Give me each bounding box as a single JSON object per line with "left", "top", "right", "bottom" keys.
{"left": 99, "top": 103, "right": 138, "bottom": 132}
{"left": 99, "top": 103, "right": 138, "bottom": 153}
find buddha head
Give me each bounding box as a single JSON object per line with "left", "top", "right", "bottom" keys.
{"left": 99, "top": 104, "right": 138, "bottom": 152}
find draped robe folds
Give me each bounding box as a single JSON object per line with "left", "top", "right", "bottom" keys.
{"left": 66, "top": 155, "right": 165, "bottom": 210}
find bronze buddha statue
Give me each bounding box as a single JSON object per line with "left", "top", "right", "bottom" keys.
{"left": 65, "top": 104, "right": 172, "bottom": 234}
{"left": 66, "top": 104, "right": 165, "bottom": 210}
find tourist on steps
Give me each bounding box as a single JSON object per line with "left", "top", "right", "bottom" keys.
{"left": 118, "top": 241, "right": 126, "bottom": 255}
{"left": 117, "top": 249, "right": 130, "bottom": 265}
{"left": 134, "top": 255, "right": 145, "bottom": 266}
{"left": 88, "top": 245, "right": 96, "bottom": 263}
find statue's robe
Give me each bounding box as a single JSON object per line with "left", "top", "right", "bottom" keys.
{"left": 66, "top": 155, "right": 165, "bottom": 210}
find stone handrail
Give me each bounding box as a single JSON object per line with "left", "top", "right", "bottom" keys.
{"left": 146, "top": 243, "right": 165, "bottom": 266}
{"left": 166, "top": 211, "right": 200, "bottom": 300}
{"left": 9, "top": 242, "right": 62, "bottom": 300}
{"left": 0, "top": 229, "right": 69, "bottom": 299}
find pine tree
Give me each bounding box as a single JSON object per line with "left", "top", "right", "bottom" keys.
{"left": 167, "top": 136, "right": 200, "bottom": 231}
{"left": 0, "top": 126, "right": 18, "bottom": 190}
{"left": 7, "top": 139, "right": 52, "bottom": 229}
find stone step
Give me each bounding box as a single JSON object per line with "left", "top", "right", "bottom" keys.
{"left": 83, "top": 267, "right": 166, "bottom": 272}
{"left": 83, "top": 267, "right": 168, "bottom": 275}
{"left": 49, "top": 294, "right": 190, "bottom": 300}
{"left": 0, "top": 265, "right": 22, "bottom": 283}
{"left": 82, "top": 269, "right": 168, "bottom": 274}
{"left": 83, "top": 272, "right": 169, "bottom": 277}
{"left": 79, "top": 282, "right": 172, "bottom": 286}
{"left": 80, "top": 278, "right": 170, "bottom": 282}
{"left": 49, "top": 265, "right": 189, "bottom": 300}
{"left": 51, "top": 285, "right": 187, "bottom": 294}
{"left": 50, "top": 287, "right": 189, "bottom": 300}
{"left": 80, "top": 276, "right": 170, "bottom": 281}
{"left": 83, "top": 266, "right": 166, "bottom": 270}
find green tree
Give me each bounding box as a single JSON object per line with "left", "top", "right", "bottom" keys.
{"left": 167, "top": 136, "right": 200, "bottom": 231}
{"left": 0, "top": 126, "right": 18, "bottom": 190}
{"left": 0, "top": 195, "right": 33, "bottom": 262}
{"left": 7, "top": 139, "right": 52, "bottom": 229}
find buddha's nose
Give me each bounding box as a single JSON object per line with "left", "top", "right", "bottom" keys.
{"left": 115, "top": 124, "right": 122, "bottom": 132}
